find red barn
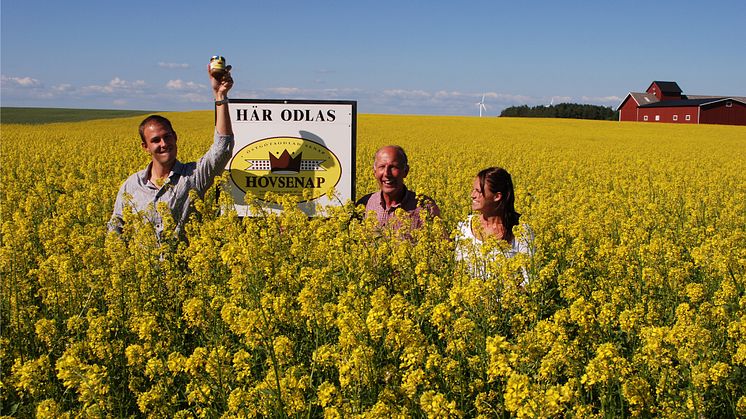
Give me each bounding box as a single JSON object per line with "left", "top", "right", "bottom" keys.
{"left": 617, "top": 81, "right": 746, "bottom": 125}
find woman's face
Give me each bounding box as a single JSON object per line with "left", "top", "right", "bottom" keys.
{"left": 471, "top": 177, "right": 501, "bottom": 213}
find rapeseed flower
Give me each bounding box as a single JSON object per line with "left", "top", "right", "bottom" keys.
{"left": 2, "top": 115, "right": 745, "bottom": 417}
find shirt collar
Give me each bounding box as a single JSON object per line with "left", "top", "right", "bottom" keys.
{"left": 377, "top": 185, "right": 411, "bottom": 210}
{"left": 172, "top": 160, "right": 186, "bottom": 175}
{"left": 139, "top": 160, "right": 183, "bottom": 185}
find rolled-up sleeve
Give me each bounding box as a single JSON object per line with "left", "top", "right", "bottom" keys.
{"left": 194, "top": 132, "right": 234, "bottom": 194}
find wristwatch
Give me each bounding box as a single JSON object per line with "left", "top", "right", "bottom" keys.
{"left": 215, "top": 98, "right": 229, "bottom": 106}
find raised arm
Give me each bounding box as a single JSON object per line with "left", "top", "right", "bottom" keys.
{"left": 210, "top": 64, "right": 234, "bottom": 136}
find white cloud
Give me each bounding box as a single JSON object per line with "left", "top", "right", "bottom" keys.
{"left": 179, "top": 93, "right": 207, "bottom": 103}
{"left": 53, "top": 83, "right": 74, "bottom": 93}
{"left": 110, "top": 77, "right": 128, "bottom": 88}
{"left": 495, "top": 93, "right": 533, "bottom": 103}
{"left": 580, "top": 95, "right": 622, "bottom": 105}
{"left": 266, "top": 87, "right": 303, "bottom": 95}
{"left": 159, "top": 62, "right": 190, "bottom": 69}
{"left": 382, "top": 89, "right": 430, "bottom": 99}
{"left": 166, "top": 79, "right": 205, "bottom": 91}
{"left": 81, "top": 77, "right": 147, "bottom": 95}
{"left": 319, "top": 88, "right": 362, "bottom": 99}
{"left": 434, "top": 90, "right": 465, "bottom": 99}
{"left": 0, "top": 73, "right": 624, "bottom": 115}
{"left": 235, "top": 86, "right": 525, "bottom": 115}
{"left": 541, "top": 96, "right": 573, "bottom": 105}
{"left": 1, "top": 75, "right": 42, "bottom": 88}
{"left": 80, "top": 84, "right": 110, "bottom": 94}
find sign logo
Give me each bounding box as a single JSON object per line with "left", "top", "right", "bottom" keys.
{"left": 230, "top": 137, "right": 342, "bottom": 202}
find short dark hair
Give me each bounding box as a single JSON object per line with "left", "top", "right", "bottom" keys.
{"left": 138, "top": 115, "right": 174, "bottom": 142}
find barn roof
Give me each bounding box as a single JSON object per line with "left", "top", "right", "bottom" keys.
{"left": 639, "top": 97, "right": 745, "bottom": 108}
{"left": 616, "top": 92, "right": 659, "bottom": 111}
{"left": 688, "top": 95, "right": 746, "bottom": 102}
{"left": 649, "top": 81, "right": 683, "bottom": 94}
{"left": 630, "top": 92, "right": 659, "bottom": 106}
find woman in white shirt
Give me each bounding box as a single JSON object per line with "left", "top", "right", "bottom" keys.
{"left": 455, "top": 167, "right": 534, "bottom": 284}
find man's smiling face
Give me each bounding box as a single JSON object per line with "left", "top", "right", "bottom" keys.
{"left": 374, "top": 146, "right": 409, "bottom": 198}
{"left": 141, "top": 122, "right": 178, "bottom": 169}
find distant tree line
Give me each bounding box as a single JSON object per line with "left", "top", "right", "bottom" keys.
{"left": 500, "top": 103, "right": 619, "bottom": 120}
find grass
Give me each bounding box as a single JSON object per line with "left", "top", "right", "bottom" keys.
{"left": 0, "top": 107, "right": 156, "bottom": 125}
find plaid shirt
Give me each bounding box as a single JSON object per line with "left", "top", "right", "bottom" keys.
{"left": 356, "top": 187, "right": 440, "bottom": 229}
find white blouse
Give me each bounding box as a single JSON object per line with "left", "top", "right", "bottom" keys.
{"left": 455, "top": 215, "right": 535, "bottom": 284}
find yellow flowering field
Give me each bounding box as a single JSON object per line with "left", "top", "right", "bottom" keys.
{"left": 1, "top": 113, "right": 745, "bottom": 417}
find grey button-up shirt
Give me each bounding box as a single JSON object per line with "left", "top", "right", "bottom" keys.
{"left": 109, "top": 131, "right": 234, "bottom": 237}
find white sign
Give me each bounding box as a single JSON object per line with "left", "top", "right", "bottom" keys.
{"left": 223, "top": 100, "right": 356, "bottom": 216}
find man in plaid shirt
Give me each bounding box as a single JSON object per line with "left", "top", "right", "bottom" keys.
{"left": 356, "top": 145, "right": 440, "bottom": 230}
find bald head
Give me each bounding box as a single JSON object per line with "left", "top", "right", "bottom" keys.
{"left": 373, "top": 145, "right": 409, "bottom": 200}
{"left": 374, "top": 145, "right": 408, "bottom": 169}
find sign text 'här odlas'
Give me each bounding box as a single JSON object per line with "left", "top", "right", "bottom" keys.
{"left": 236, "top": 107, "right": 336, "bottom": 122}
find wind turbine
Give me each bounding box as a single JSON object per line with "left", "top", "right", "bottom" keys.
{"left": 476, "top": 94, "right": 487, "bottom": 117}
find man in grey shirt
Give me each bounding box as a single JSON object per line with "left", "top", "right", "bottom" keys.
{"left": 109, "top": 65, "right": 234, "bottom": 238}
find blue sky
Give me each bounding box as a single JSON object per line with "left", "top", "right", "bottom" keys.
{"left": 2, "top": 1, "right": 745, "bottom": 116}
